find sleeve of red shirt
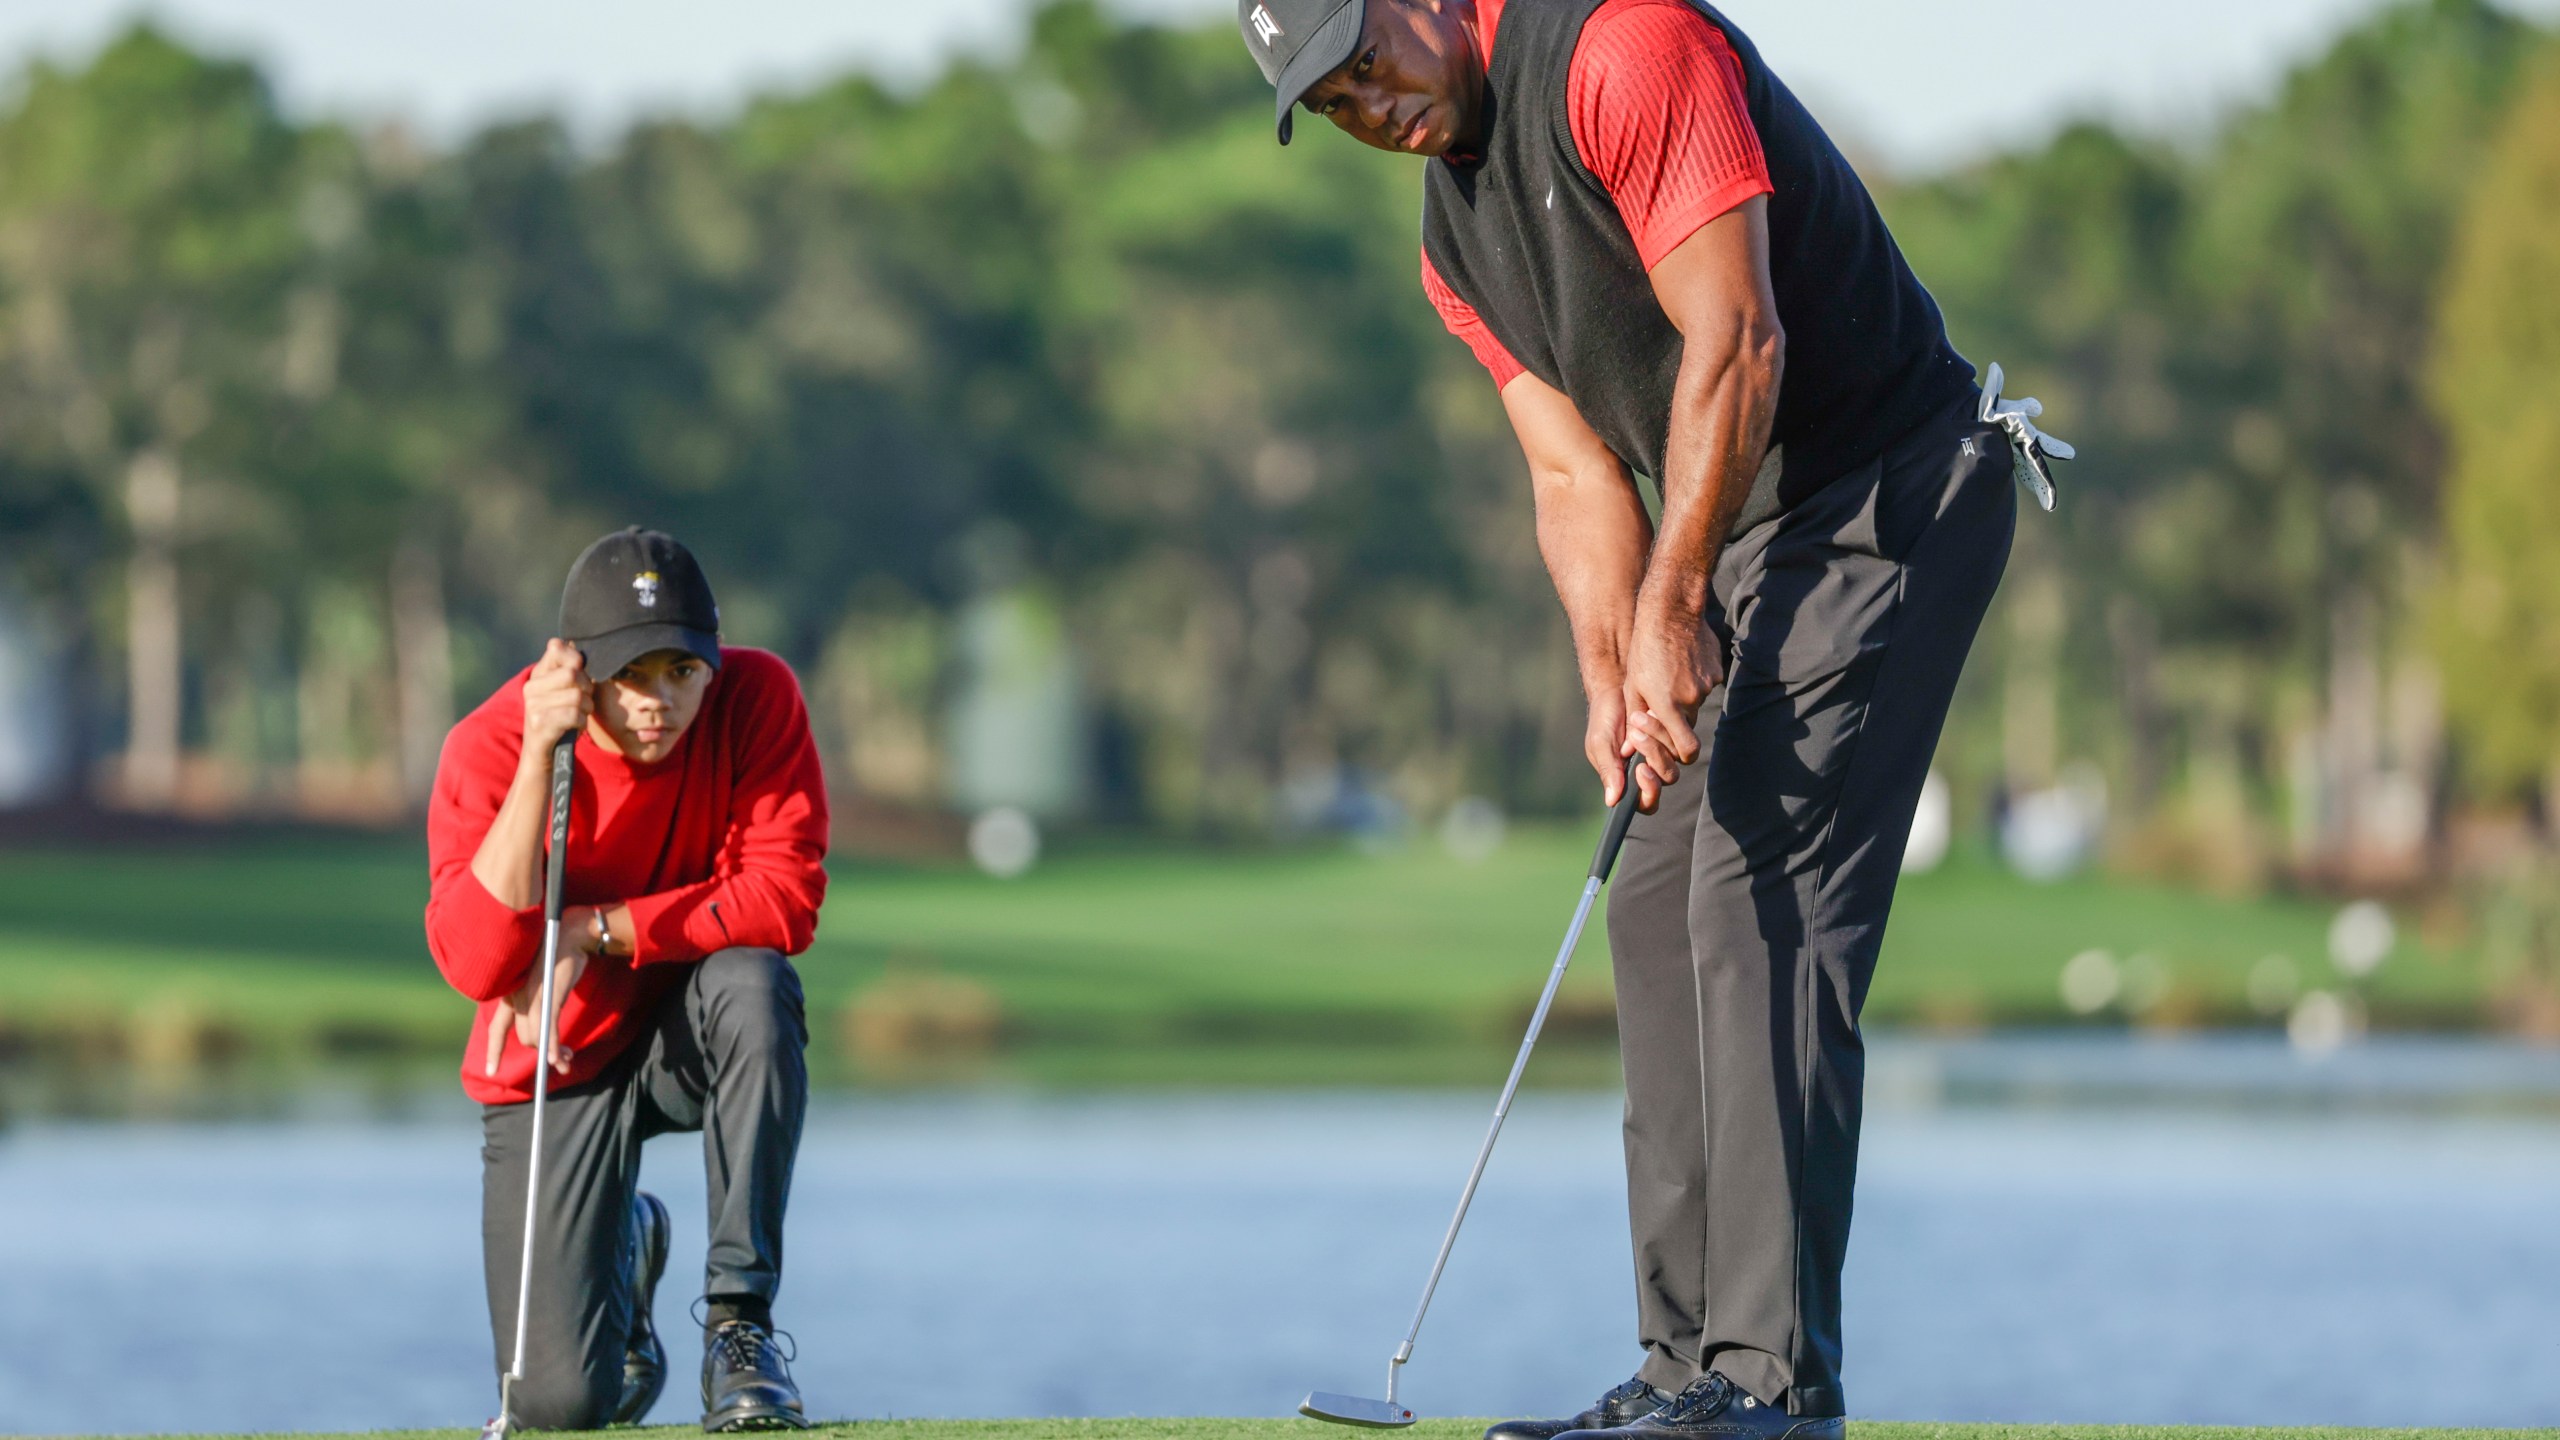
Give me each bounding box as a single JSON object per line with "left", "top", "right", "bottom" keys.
{"left": 620, "top": 650, "right": 831, "bottom": 965}
{"left": 423, "top": 674, "right": 547, "bottom": 1005}
{"left": 1567, "top": 0, "right": 1774, "bottom": 271}
{"left": 1417, "top": 2, "right": 1773, "bottom": 392}
{"left": 1420, "top": 248, "right": 1528, "bottom": 390}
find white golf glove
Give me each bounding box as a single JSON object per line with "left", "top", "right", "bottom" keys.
{"left": 1979, "top": 362, "right": 2075, "bottom": 512}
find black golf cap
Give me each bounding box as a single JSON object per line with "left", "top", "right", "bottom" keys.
{"left": 1237, "top": 0, "right": 1365, "bottom": 144}
{"left": 559, "top": 527, "right": 722, "bottom": 681}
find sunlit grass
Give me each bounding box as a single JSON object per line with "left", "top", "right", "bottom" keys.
{"left": 124, "top": 1421, "right": 2560, "bottom": 1440}
{"left": 0, "top": 829, "right": 2490, "bottom": 1085}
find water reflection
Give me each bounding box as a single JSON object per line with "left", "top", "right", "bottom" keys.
{"left": 3, "top": 1036, "right": 2558, "bottom": 1434}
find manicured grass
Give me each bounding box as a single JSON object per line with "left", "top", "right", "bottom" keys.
{"left": 0, "top": 829, "right": 2488, "bottom": 1083}
{"left": 112, "top": 1422, "right": 2560, "bottom": 1440}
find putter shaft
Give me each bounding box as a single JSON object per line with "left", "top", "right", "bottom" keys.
{"left": 1378, "top": 758, "right": 1642, "bottom": 1408}
{"left": 498, "top": 737, "right": 578, "bottom": 1431}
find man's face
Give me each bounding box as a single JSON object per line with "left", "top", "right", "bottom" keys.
{"left": 1298, "top": 0, "right": 1483, "bottom": 157}
{"left": 591, "top": 649, "right": 713, "bottom": 763}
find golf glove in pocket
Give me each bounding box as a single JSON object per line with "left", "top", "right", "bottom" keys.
{"left": 1980, "top": 362, "right": 2075, "bottom": 512}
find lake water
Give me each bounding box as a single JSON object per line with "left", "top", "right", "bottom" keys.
{"left": 5, "top": 1034, "right": 2560, "bottom": 1434}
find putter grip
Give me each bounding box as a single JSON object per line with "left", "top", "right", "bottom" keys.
{"left": 1588, "top": 756, "right": 1643, "bottom": 882}
{"left": 543, "top": 735, "right": 575, "bottom": 916}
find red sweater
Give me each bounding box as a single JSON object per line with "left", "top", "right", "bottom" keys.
{"left": 1422, "top": 0, "right": 1776, "bottom": 389}
{"left": 425, "top": 647, "right": 830, "bottom": 1104}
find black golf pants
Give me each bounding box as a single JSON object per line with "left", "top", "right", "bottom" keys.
{"left": 480, "top": 946, "right": 809, "bottom": 1429}
{"left": 1607, "top": 396, "right": 2015, "bottom": 1416}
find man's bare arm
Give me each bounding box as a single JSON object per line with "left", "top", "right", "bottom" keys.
{"left": 1499, "top": 370, "right": 1672, "bottom": 812}
{"left": 1623, "top": 196, "right": 1784, "bottom": 767}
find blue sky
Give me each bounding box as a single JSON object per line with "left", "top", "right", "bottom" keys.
{"left": 3, "top": 0, "right": 2555, "bottom": 173}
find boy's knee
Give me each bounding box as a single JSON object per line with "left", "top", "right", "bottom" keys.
{"left": 695, "top": 947, "right": 804, "bottom": 1042}
{"left": 508, "top": 1362, "right": 620, "bottom": 1431}
{"left": 698, "top": 946, "right": 794, "bottom": 1000}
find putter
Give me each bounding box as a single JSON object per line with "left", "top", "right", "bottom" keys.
{"left": 1301, "top": 755, "right": 1646, "bottom": 1429}
{"left": 482, "top": 733, "right": 579, "bottom": 1440}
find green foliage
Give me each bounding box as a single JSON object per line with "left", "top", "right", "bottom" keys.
{"left": 1883, "top": 0, "right": 2540, "bottom": 844}
{"left": 0, "top": 27, "right": 311, "bottom": 584}
{"left": 2429, "top": 39, "right": 2560, "bottom": 799}
{"left": 0, "top": 1, "right": 2548, "bottom": 840}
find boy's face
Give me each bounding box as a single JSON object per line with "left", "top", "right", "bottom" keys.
{"left": 591, "top": 649, "right": 713, "bottom": 763}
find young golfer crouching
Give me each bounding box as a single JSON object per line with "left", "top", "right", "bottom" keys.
{"left": 426, "top": 527, "right": 828, "bottom": 1431}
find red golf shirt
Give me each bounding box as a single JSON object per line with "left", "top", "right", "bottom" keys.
{"left": 425, "top": 647, "right": 830, "bottom": 1105}
{"left": 1422, "top": 0, "right": 1776, "bottom": 389}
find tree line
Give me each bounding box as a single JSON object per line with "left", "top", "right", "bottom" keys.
{"left": 0, "top": 0, "right": 2555, "bottom": 875}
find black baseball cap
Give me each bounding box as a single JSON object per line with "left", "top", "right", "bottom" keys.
{"left": 559, "top": 527, "right": 722, "bottom": 681}
{"left": 1237, "top": 0, "right": 1366, "bottom": 144}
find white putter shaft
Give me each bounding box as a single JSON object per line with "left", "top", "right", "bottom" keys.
{"left": 484, "top": 736, "right": 578, "bottom": 1440}
{"left": 1301, "top": 757, "right": 1645, "bottom": 1429}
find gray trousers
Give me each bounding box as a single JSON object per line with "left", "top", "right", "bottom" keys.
{"left": 1608, "top": 397, "right": 2014, "bottom": 1416}
{"left": 480, "top": 946, "right": 809, "bottom": 1429}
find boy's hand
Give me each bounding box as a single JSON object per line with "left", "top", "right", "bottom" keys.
{"left": 521, "top": 639, "right": 593, "bottom": 757}
{"left": 481, "top": 947, "right": 587, "bottom": 1078}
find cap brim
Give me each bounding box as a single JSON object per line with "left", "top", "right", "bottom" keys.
{"left": 577, "top": 624, "right": 721, "bottom": 682}
{"left": 1272, "top": 0, "right": 1364, "bottom": 145}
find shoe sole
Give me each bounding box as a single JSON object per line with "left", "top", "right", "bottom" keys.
{"left": 704, "top": 1407, "right": 809, "bottom": 1432}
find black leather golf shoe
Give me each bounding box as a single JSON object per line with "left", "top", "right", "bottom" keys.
{"left": 1485, "top": 1375, "right": 1671, "bottom": 1440}
{"left": 1554, "top": 1374, "right": 1841, "bottom": 1440}
{"left": 613, "top": 1191, "right": 673, "bottom": 1425}
{"left": 701, "top": 1320, "right": 809, "bottom": 1431}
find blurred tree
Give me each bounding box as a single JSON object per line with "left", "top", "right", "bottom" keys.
{"left": 1885, "top": 0, "right": 2539, "bottom": 886}
{"left": 1884, "top": 123, "right": 2197, "bottom": 819}
{"left": 2430, "top": 39, "right": 2560, "bottom": 808}
{"left": 1026, "top": 5, "right": 1577, "bottom": 826}
{"left": 2181, "top": 0, "right": 2531, "bottom": 872}
{"left": 0, "top": 26, "right": 311, "bottom": 807}
{"left": 0, "top": 0, "right": 2547, "bottom": 847}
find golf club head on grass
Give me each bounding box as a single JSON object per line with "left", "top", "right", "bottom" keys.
{"left": 1301, "top": 1391, "right": 1417, "bottom": 1428}
{"left": 479, "top": 1417, "right": 509, "bottom": 1440}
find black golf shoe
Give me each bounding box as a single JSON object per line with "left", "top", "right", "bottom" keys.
{"left": 1555, "top": 1374, "right": 1841, "bottom": 1440}
{"left": 1485, "top": 1375, "right": 1671, "bottom": 1440}
{"left": 701, "top": 1319, "right": 808, "bottom": 1431}
{"left": 612, "top": 1191, "right": 673, "bottom": 1425}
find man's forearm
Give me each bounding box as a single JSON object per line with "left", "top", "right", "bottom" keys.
{"left": 1637, "top": 327, "right": 1782, "bottom": 630}
{"left": 1533, "top": 458, "right": 1654, "bottom": 700}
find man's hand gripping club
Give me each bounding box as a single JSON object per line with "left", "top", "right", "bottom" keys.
{"left": 1514, "top": 199, "right": 1782, "bottom": 815}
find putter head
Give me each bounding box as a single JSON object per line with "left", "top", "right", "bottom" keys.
{"left": 1301, "top": 1392, "right": 1418, "bottom": 1428}
{"left": 479, "top": 1417, "right": 510, "bottom": 1440}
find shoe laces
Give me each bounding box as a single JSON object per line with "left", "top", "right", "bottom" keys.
{"left": 707, "top": 1320, "right": 798, "bottom": 1371}
{"left": 1656, "top": 1374, "right": 1742, "bottom": 1422}
{"left": 1603, "top": 1377, "right": 1659, "bottom": 1411}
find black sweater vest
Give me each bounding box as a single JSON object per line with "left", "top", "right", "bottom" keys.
{"left": 1421, "top": 0, "right": 1973, "bottom": 522}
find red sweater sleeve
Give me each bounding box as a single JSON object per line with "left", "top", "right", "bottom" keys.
{"left": 621, "top": 651, "right": 830, "bottom": 964}
{"left": 1421, "top": 248, "right": 1528, "bottom": 390}
{"left": 423, "top": 676, "right": 545, "bottom": 1004}
{"left": 1567, "top": 0, "right": 1773, "bottom": 271}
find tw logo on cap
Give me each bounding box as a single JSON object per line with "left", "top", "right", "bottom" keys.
{"left": 633, "top": 571, "right": 661, "bottom": 608}
{"left": 1249, "top": 4, "right": 1283, "bottom": 45}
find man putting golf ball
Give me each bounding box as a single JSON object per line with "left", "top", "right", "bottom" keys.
{"left": 1243, "top": 2, "right": 2069, "bottom": 1437}
{"left": 427, "top": 527, "right": 827, "bottom": 1431}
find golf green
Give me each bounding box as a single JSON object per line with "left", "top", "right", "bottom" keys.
{"left": 99, "top": 1414, "right": 2560, "bottom": 1424}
